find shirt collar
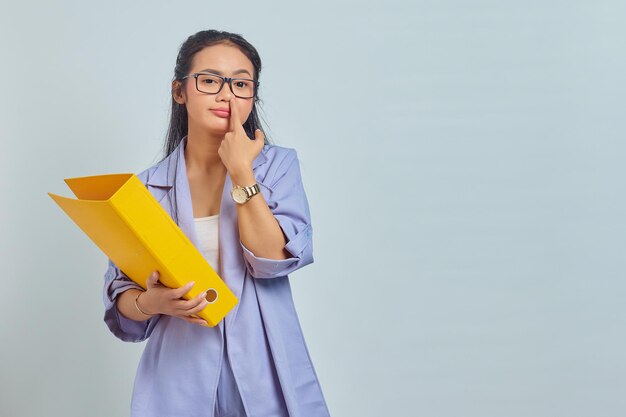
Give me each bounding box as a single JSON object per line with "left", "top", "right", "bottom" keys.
{"left": 146, "top": 135, "right": 268, "bottom": 188}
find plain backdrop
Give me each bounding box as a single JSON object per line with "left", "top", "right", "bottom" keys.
{"left": 1, "top": 1, "right": 625, "bottom": 416}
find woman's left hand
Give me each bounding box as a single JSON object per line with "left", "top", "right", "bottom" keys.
{"left": 218, "top": 98, "right": 265, "bottom": 177}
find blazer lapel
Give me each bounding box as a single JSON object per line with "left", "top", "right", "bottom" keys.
{"left": 146, "top": 135, "right": 268, "bottom": 249}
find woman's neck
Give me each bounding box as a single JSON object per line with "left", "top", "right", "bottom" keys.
{"left": 184, "top": 127, "right": 227, "bottom": 175}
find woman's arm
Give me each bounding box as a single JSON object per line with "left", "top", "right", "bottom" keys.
{"left": 117, "top": 288, "right": 153, "bottom": 321}
{"left": 218, "top": 101, "right": 313, "bottom": 277}
{"left": 230, "top": 169, "right": 290, "bottom": 260}
{"left": 232, "top": 149, "right": 314, "bottom": 279}
{"left": 103, "top": 259, "right": 161, "bottom": 343}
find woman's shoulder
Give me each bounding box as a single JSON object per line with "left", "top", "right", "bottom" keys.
{"left": 259, "top": 143, "right": 301, "bottom": 183}
{"left": 262, "top": 143, "right": 298, "bottom": 163}
{"left": 135, "top": 160, "right": 166, "bottom": 186}
{"left": 136, "top": 164, "right": 157, "bottom": 181}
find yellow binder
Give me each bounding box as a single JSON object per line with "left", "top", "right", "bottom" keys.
{"left": 48, "top": 173, "right": 237, "bottom": 327}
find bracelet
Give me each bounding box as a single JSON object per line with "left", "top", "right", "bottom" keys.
{"left": 134, "top": 291, "right": 154, "bottom": 317}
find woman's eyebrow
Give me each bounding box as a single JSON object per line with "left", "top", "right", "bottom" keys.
{"left": 199, "top": 68, "right": 252, "bottom": 77}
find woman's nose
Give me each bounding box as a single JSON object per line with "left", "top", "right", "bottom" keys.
{"left": 216, "top": 82, "right": 234, "bottom": 101}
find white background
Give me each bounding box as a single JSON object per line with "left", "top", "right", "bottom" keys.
{"left": 1, "top": 1, "right": 625, "bottom": 416}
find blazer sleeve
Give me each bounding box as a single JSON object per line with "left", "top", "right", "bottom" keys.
{"left": 103, "top": 258, "right": 161, "bottom": 342}
{"left": 240, "top": 149, "right": 314, "bottom": 279}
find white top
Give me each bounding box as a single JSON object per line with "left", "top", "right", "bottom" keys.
{"left": 193, "top": 214, "right": 220, "bottom": 275}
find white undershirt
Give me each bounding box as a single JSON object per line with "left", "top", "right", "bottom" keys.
{"left": 193, "top": 214, "right": 220, "bottom": 275}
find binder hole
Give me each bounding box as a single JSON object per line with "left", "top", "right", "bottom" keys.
{"left": 205, "top": 288, "right": 218, "bottom": 303}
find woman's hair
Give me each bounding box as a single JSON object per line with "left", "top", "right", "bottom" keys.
{"left": 159, "top": 29, "right": 271, "bottom": 225}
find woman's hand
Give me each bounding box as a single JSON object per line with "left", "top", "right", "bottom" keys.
{"left": 137, "top": 270, "right": 210, "bottom": 326}
{"left": 217, "top": 97, "right": 265, "bottom": 177}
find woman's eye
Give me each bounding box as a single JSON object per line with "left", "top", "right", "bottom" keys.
{"left": 235, "top": 81, "right": 247, "bottom": 88}
{"left": 202, "top": 79, "right": 216, "bottom": 84}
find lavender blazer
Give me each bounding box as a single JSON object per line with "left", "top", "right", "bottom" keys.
{"left": 102, "top": 135, "right": 331, "bottom": 417}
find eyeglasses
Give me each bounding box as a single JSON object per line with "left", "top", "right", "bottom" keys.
{"left": 181, "top": 72, "right": 259, "bottom": 99}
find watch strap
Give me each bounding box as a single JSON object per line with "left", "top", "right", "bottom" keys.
{"left": 243, "top": 183, "right": 260, "bottom": 198}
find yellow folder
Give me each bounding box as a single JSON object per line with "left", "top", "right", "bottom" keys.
{"left": 48, "top": 173, "right": 237, "bottom": 327}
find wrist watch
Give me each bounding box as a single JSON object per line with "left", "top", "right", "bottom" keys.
{"left": 231, "top": 183, "right": 260, "bottom": 204}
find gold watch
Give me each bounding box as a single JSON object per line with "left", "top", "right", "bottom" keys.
{"left": 231, "top": 183, "right": 260, "bottom": 204}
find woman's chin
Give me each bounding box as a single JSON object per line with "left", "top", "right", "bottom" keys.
{"left": 203, "top": 123, "right": 229, "bottom": 136}
{"left": 207, "top": 119, "right": 229, "bottom": 132}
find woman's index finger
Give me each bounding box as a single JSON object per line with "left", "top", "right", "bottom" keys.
{"left": 228, "top": 98, "right": 242, "bottom": 132}
{"left": 172, "top": 280, "right": 195, "bottom": 299}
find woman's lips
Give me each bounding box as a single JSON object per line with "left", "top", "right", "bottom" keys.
{"left": 210, "top": 109, "right": 230, "bottom": 118}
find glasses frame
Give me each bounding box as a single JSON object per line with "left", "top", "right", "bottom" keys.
{"left": 181, "top": 72, "right": 260, "bottom": 99}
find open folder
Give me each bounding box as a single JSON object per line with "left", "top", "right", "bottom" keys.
{"left": 48, "top": 173, "right": 238, "bottom": 327}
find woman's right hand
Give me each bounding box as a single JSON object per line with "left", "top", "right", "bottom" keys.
{"left": 137, "top": 270, "right": 210, "bottom": 326}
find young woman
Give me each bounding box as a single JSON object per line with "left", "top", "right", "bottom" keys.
{"left": 102, "top": 30, "right": 331, "bottom": 417}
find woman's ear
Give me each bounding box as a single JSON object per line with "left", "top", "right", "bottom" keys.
{"left": 172, "top": 80, "right": 186, "bottom": 104}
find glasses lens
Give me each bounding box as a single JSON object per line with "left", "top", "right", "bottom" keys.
{"left": 196, "top": 74, "right": 223, "bottom": 94}
{"left": 231, "top": 79, "right": 255, "bottom": 98}
{"left": 195, "top": 74, "right": 256, "bottom": 98}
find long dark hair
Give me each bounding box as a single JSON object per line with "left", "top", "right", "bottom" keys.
{"left": 160, "top": 30, "right": 271, "bottom": 225}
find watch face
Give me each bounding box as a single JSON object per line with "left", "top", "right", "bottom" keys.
{"left": 232, "top": 187, "right": 248, "bottom": 204}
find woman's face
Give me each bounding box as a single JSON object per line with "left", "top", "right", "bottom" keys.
{"left": 173, "top": 43, "right": 256, "bottom": 137}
